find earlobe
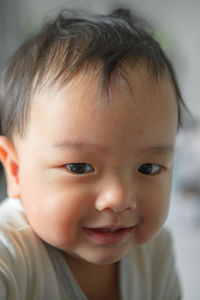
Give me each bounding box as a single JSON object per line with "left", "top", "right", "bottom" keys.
{"left": 0, "top": 136, "right": 20, "bottom": 198}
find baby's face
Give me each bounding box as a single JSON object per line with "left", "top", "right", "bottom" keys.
{"left": 14, "top": 64, "right": 178, "bottom": 265}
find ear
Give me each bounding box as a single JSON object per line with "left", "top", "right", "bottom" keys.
{"left": 0, "top": 136, "right": 20, "bottom": 198}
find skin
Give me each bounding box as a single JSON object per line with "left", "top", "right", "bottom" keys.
{"left": 0, "top": 64, "right": 178, "bottom": 299}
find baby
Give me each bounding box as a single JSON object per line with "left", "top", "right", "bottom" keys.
{"left": 0, "top": 8, "right": 184, "bottom": 300}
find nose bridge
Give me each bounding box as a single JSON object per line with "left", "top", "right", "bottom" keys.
{"left": 95, "top": 172, "right": 136, "bottom": 212}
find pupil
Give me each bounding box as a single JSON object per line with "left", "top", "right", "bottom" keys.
{"left": 139, "top": 164, "right": 152, "bottom": 174}
{"left": 70, "top": 163, "right": 86, "bottom": 173}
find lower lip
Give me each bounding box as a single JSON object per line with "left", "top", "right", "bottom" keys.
{"left": 83, "top": 227, "right": 134, "bottom": 245}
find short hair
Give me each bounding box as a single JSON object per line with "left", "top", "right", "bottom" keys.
{"left": 0, "top": 8, "right": 187, "bottom": 138}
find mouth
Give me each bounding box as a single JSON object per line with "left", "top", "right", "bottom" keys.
{"left": 83, "top": 226, "right": 135, "bottom": 245}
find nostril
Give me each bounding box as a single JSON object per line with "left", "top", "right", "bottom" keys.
{"left": 95, "top": 191, "right": 137, "bottom": 213}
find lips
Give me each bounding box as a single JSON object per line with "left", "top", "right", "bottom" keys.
{"left": 83, "top": 226, "right": 134, "bottom": 245}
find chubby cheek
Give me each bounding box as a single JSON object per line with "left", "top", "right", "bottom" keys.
{"left": 19, "top": 175, "right": 92, "bottom": 248}
{"left": 136, "top": 183, "right": 171, "bottom": 244}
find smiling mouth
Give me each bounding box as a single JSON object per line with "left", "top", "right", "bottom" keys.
{"left": 91, "top": 227, "right": 130, "bottom": 232}
{"left": 83, "top": 226, "right": 135, "bottom": 245}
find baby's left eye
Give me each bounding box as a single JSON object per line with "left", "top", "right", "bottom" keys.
{"left": 65, "top": 163, "right": 94, "bottom": 174}
{"left": 138, "top": 163, "right": 162, "bottom": 175}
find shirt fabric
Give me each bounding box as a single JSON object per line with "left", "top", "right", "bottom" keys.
{"left": 0, "top": 198, "right": 181, "bottom": 300}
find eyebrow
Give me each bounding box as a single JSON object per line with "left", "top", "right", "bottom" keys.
{"left": 140, "top": 145, "right": 174, "bottom": 155}
{"left": 52, "top": 141, "right": 174, "bottom": 155}
{"left": 52, "top": 141, "right": 108, "bottom": 154}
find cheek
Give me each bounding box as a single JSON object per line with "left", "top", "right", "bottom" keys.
{"left": 19, "top": 172, "right": 93, "bottom": 247}
{"left": 144, "top": 179, "right": 171, "bottom": 221}
{"left": 136, "top": 177, "right": 172, "bottom": 243}
{"left": 144, "top": 194, "right": 170, "bottom": 222}
{"left": 22, "top": 194, "right": 82, "bottom": 248}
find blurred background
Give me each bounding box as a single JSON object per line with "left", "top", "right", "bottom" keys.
{"left": 0, "top": 0, "right": 200, "bottom": 299}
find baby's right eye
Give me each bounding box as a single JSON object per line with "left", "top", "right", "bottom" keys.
{"left": 65, "top": 163, "right": 94, "bottom": 174}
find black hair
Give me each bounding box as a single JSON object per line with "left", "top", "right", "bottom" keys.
{"left": 0, "top": 8, "right": 188, "bottom": 138}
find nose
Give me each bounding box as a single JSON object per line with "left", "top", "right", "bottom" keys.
{"left": 95, "top": 177, "right": 137, "bottom": 213}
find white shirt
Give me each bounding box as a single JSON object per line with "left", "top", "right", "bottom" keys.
{"left": 0, "top": 198, "right": 181, "bottom": 300}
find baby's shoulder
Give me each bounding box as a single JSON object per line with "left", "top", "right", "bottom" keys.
{"left": 0, "top": 198, "right": 60, "bottom": 299}
{"left": 0, "top": 198, "right": 43, "bottom": 270}
{"left": 0, "top": 197, "right": 28, "bottom": 229}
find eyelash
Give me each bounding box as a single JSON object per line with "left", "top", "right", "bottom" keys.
{"left": 65, "top": 162, "right": 163, "bottom": 176}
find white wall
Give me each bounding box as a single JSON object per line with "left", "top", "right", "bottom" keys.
{"left": 0, "top": 0, "right": 19, "bottom": 72}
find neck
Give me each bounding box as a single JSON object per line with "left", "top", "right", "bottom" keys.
{"left": 65, "top": 254, "right": 120, "bottom": 300}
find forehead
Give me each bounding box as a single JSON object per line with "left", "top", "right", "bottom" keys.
{"left": 27, "top": 63, "right": 178, "bottom": 139}
{"left": 33, "top": 62, "right": 177, "bottom": 110}
{"left": 13, "top": 63, "right": 178, "bottom": 159}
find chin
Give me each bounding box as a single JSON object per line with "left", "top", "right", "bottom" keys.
{"left": 81, "top": 247, "right": 131, "bottom": 265}
{"left": 88, "top": 256, "right": 120, "bottom": 265}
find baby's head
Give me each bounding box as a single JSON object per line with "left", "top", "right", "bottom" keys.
{"left": 0, "top": 8, "right": 185, "bottom": 264}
